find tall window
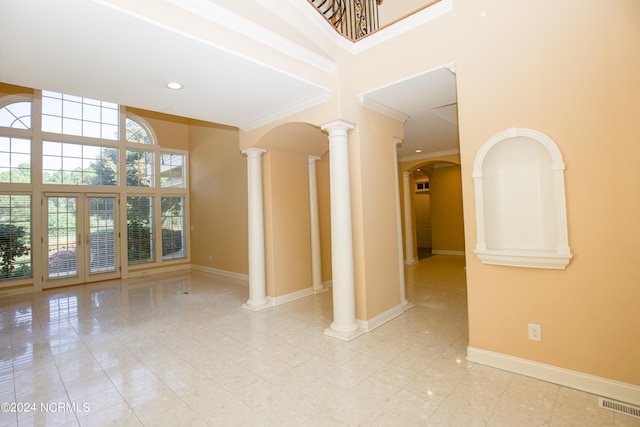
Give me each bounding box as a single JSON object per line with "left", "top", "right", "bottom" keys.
{"left": 127, "top": 196, "right": 154, "bottom": 264}
{"left": 0, "top": 89, "right": 189, "bottom": 286}
{"left": 161, "top": 197, "right": 185, "bottom": 260}
{"left": 0, "top": 194, "right": 31, "bottom": 280}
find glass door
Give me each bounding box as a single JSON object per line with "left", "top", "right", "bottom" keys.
{"left": 44, "top": 193, "right": 120, "bottom": 289}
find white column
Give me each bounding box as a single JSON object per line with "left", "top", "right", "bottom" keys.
{"left": 402, "top": 171, "right": 418, "bottom": 265}
{"left": 242, "top": 148, "right": 270, "bottom": 311}
{"left": 308, "top": 155, "right": 325, "bottom": 293}
{"left": 393, "top": 139, "right": 411, "bottom": 310}
{"left": 321, "top": 120, "right": 363, "bottom": 341}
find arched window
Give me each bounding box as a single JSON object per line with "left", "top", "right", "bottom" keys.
{"left": 0, "top": 90, "right": 189, "bottom": 288}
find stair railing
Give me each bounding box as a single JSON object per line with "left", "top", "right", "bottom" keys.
{"left": 309, "top": 0, "right": 381, "bottom": 41}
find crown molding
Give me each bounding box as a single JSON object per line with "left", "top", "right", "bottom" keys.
{"left": 166, "top": 0, "right": 336, "bottom": 74}
{"left": 358, "top": 96, "right": 409, "bottom": 123}
{"left": 240, "top": 91, "right": 331, "bottom": 132}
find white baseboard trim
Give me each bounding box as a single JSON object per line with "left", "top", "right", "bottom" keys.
{"left": 467, "top": 346, "right": 640, "bottom": 406}
{"left": 359, "top": 303, "right": 405, "bottom": 332}
{"left": 432, "top": 250, "right": 465, "bottom": 256}
{"left": 191, "top": 265, "right": 249, "bottom": 282}
{"left": 271, "top": 287, "right": 315, "bottom": 306}
{"left": 127, "top": 263, "right": 191, "bottom": 278}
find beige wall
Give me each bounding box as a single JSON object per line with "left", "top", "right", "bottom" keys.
{"left": 317, "top": 153, "right": 333, "bottom": 282}
{"left": 378, "top": 0, "right": 442, "bottom": 28}
{"left": 126, "top": 107, "right": 189, "bottom": 151}
{"left": 451, "top": 0, "right": 640, "bottom": 384}
{"left": 430, "top": 164, "right": 464, "bottom": 252}
{"left": 189, "top": 121, "right": 248, "bottom": 274}
{"left": 263, "top": 150, "right": 312, "bottom": 297}
{"left": 351, "top": 108, "right": 404, "bottom": 319}
{"left": 357, "top": 0, "right": 640, "bottom": 386}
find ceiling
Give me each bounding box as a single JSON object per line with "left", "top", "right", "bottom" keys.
{"left": 0, "top": 0, "right": 458, "bottom": 162}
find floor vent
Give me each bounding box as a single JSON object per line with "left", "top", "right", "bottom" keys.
{"left": 598, "top": 397, "right": 640, "bottom": 418}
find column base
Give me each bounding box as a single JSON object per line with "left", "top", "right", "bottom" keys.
{"left": 313, "top": 286, "right": 330, "bottom": 295}
{"left": 404, "top": 257, "right": 419, "bottom": 265}
{"left": 242, "top": 299, "right": 272, "bottom": 312}
{"left": 402, "top": 301, "right": 415, "bottom": 311}
{"left": 323, "top": 323, "right": 366, "bottom": 342}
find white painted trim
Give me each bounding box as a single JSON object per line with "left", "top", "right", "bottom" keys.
{"left": 190, "top": 265, "right": 249, "bottom": 282}
{"left": 165, "top": 0, "right": 336, "bottom": 74}
{"left": 404, "top": 257, "right": 419, "bottom": 265}
{"left": 271, "top": 287, "right": 315, "bottom": 306}
{"left": 467, "top": 346, "right": 640, "bottom": 407}
{"left": 399, "top": 148, "right": 460, "bottom": 162}
{"left": 360, "top": 304, "right": 405, "bottom": 332}
{"left": 240, "top": 92, "right": 331, "bottom": 132}
{"left": 349, "top": 0, "right": 454, "bottom": 54}
{"left": 322, "top": 280, "right": 333, "bottom": 288}
{"left": 358, "top": 96, "right": 409, "bottom": 122}
{"left": 289, "top": 0, "right": 345, "bottom": 47}
{"left": 126, "top": 263, "right": 191, "bottom": 278}
{"left": 472, "top": 127, "right": 572, "bottom": 270}
{"left": 432, "top": 249, "right": 465, "bottom": 256}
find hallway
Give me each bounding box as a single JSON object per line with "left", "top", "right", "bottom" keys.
{"left": 1, "top": 256, "right": 637, "bottom": 426}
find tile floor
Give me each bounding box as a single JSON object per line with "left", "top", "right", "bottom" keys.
{"left": 1, "top": 255, "right": 639, "bottom": 426}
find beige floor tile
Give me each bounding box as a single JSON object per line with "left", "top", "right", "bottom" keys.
{"left": 0, "top": 254, "right": 634, "bottom": 426}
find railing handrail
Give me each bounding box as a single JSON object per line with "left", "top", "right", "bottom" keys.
{"left": 309, "top": 0, "right": 380, "bottom": 41}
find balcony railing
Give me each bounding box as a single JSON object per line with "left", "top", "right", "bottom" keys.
{"left": 310, "top": 0, "right": 382, "bottom": 41}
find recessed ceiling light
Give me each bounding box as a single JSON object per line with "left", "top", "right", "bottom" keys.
{"left": 415, "top": 149, "right": 422, "bottom": 153}
{"left": 165, "top": 82, "right": 183, "bottom": 90}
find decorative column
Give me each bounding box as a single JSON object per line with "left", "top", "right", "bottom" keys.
{"left": 402, "top": 171, "right": 418, "bottom": 265}
{"left": 321, "top": 120, "right": 363, "bottom": 341}
{"left": 308, "top": 155, "right": 325, "bottom": 293}
{"left": 241, "top": 148, "right": 270, "bottom": 311}
{"left": 393, "top": 139, "right": 411, "bottom": 310}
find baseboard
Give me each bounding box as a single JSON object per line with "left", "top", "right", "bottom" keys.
{"left": 432, "top": 250, "right": 465, "bottom": 256}
{"left": 191, "top": 264, "right": 249, "bottom": 282}
{"left": 467, "top": 346, "right": 640, "bottom": 406}
{"left": 359, "top": 303, "right": 405, "bottom": 332}
{"left": 127, "top": 263, "right": 192, "bottom": 278}
{"left": 271, "top": 287, "right": 315, "bottom": 306}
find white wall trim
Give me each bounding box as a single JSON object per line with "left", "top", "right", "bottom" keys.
{"left": 165, "top": 0, "right": 336, "bottom": 74}
{"left": 127, "top": 263, "right": 192, "bottom": 278}
{"left": 432, "top": 250, "right": 465, "bottom": 256}
{"left": 240, "top": 91, "right": 331, "bottom": 132}
{"left": 270, "top": 287, "right": 315, "bottom": 306}
{"left": 359, "top": 304, "right": 405, "bottom": 332}
{"left": 190, "top": 265, "right": 249, "bottom": 282}
{"left": 358, "top": 96, "right": 409, "bottom": 122}
{"left": 349, "top": 0, "right": 454, "bottom": 54}
{"left": 467, "top": 346, "right": 640, "bottom": 406}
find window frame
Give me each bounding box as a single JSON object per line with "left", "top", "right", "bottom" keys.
{"left": 0, "top": 91, "right": 190, "bottom": 289}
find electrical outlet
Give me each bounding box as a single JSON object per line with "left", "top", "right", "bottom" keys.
{"left": 528, "top": 323, "right": 541, "bottom": 342}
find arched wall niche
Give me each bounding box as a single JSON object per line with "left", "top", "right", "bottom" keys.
{"left": 472, "top": 128, "right": 572, "bottom": 269}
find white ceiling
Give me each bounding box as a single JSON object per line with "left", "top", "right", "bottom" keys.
{"left": 0, "top": 0, "right": 458, "bottom": 161}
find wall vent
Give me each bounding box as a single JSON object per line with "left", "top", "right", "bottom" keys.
{"left": 598, "top": 397, "right": 640, "bottom": 419}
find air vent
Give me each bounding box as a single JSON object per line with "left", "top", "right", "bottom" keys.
{"left": 598, "top": 397, "right": 640, "bottom": 419}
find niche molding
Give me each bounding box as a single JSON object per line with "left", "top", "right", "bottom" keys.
{"left": 473, "top": 128, "right": 572, "bottom": 269}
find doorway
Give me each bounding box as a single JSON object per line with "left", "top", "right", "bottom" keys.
{"left": 43, "top": 193, "right": 120, "bottom": 289}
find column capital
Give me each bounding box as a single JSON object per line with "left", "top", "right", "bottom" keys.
{"left": 393, "top": 137, "right": 403, "bottom": 148}
{"left": 402, "top": 170, "right": 413, "bottom": 177}
{"left": 242, "top": 147, "right": 267, "bottom": 157}
{"left": 321, "top": 120, "right": 355, "bottom": 134}
{"left": 308, "top": 155, "right": 321, "bottom": 163}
